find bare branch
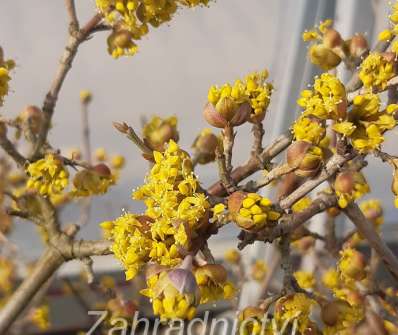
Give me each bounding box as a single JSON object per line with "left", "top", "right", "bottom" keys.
{"left": 65, "top": 0, "right": 79, "bottom": 31}
{"left": 31, "top": 13, "right": 103, "bottom": 160}
{"left": 343, "top": 202, "right": 398, "bottom": 281}
{"left": 208, "top": 130, "right": 293, "bottom": 196}
{"left": 0, "top": 249, "right": 64, "bottom": 334}
{"left": 279, "top": 153, "right": 354, "bottom": 210}
{"left": 0, "top": 135, "right": 27, "bottom": 166}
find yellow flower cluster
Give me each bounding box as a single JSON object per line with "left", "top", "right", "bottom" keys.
{"left": 292, "top": 116, "right": 325, "bottom": 145}
{"left": 26, "top": 154, "right": 69, "bottom": 196}
{"left": 322, "top": 300, "right": 364, "bottom": 335}
{"left": 333, "top": 94, "right": 396, "bottom": 153}
{"left": 72, "top": 164, "right": 115, "bottom": 197}
{"left": 207, "top": 70, "right": 273, "bottom": 123}
{"left": 0, "top": 47, "right": 15, "bottom": 106}
{"left": 251, "top": 260, "right": 267, "bottom": 282}
{"left": 96, "top": 0, "right": 211, "bottom": 58}
{"left": 380, "top": 1, "right": 398, "bottom": 53}
{"left": 141, "top": 268, "right": 199, "bottom": 320}
{"left": 297, "top": 73, "right": 346, "bottom": 121}
{"left": 30, "top": 304, "right": 50, "bottom": 330}
{"left": 303, "top": 19, "right": 344, "bottom": 70}
{"left": 338, "top": 248, "right": 367, "bottom": 283}
{"left": 228, "top": 192, "right": 280, "bottom": 231}
{"left": 238, "top": 307, "right": 273, "bottom": 335}
{"left": 101, "top": 214, "right": 152, "bottom": 280}
{"left": 359, "top": 53, "right": 395, "bottom": 90}
{"left": 274, "top": 293, "right": 316, "bottom": 333}
{"left": 334, "top": 170, "right": 370, "bottom": 208}
{"left": 294, "top": 271, "right": 315, "bottom": 290}
{"left": 194, "top": 264, "right": 235, "bottom": 304}
{"left": 102, "top": 140, "right": 210, "bottom": 279}
{"left": 142, "top": 115, "right": 179, "bottom": 151}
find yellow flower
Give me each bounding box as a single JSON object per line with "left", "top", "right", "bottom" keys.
{"left": 274, "top": 293, "right": 316, "bottom": 333}
{"left": 294, "top": 271, "right": 315, "bottom": 289}
{"left": 142, "top": 115, "right": 179, "bottom": 151}
{"left": 205, "top": 70, "right": 272, "bottom": 126}
{"left": 101, "top": 213, "right": 152, "bottom": 280}
{"left": 30, "top": 304, "right": 50, "bottom": 330}
{"left": 95, "top": 147, "right": 107, "bottom": 161}
{"left": 111, "top": 154, "right": 125, "bottom": 169}
{"left": 378, "top": 29, "right": 393, "bottom": 42}
{"left": 333, "top": 93, "right": 396, "bottom": 153}
{"left": 224, "top": 249, "right": 240, "bottom": 264}
{"left": 322, "top": 268, "right": 340, "bottom": 290}
{"left": 334, "top": 170, "right": 370, "bottom": 208}
{"left": 79, "top": 90, "right": 92, "bottom": 104}
{"left": 338, "top": 248, "right": 367, "bottom": 283}
{"left": 26, "top": 154, "right": 69, "bottom": 196}
{"left": 359, "top": 53, "right": 395, "bottom": 90}
{"left": 291, "top": 196, "right": 312, "bottom": 213}
{"left": 72, "top": 164, "right": 115, "bottom": 197}
{"left": 0, "top": 47, "right": 15, "bottom": 106}
{"left": 251, "top": 260, "right": 267, "bottom": 282}
{"left": 292, "top": 116, "right": 326, "bottom": 144}
{"left": 141, "top": 266, "right": 199, "bottom": 320}
{"left": 228, "top": 191, "right": 280, "bottom": 231}
{"left": 360, "top": 199, "right": 384, "bottom": 227}
{"left": 96, "top": 0, "right": 211, "bottom": 58}
{"left": 298, "top": 73, "right": 346, "bottom": 121}
{"left": 194, "top": 264, "right": 235, "bottom": 304}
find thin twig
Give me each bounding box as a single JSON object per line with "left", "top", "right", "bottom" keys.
{"left": 31, "top": 13, "right": 103, "bottom": 160}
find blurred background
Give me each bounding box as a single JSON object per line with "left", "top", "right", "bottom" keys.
{"left": 0, "top": 0, "right": 398, "bottom": 332}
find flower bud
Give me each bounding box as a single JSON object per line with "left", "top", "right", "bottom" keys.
{"left": 203, "top": 100, "right": 250, "bottom": 128}
{"left": 168, "top": 268, "right": 199, "bottom": 301}
{"left": 20, "top": 105, "right": 43, "bottom": 134}
{"left": 335, "top": 171, "right": 354, "bottom": 194}
{"left": 224, "top": 249, "right": 240, "bottom": 264}
{"left": 93, "top": 163, "right": 111, "bottom": 177}
{"left": 192, "top": 128, "right": 219, "bottom": 164}
{"left": 349, "top": 34, "right": 369, "bottom": 58}
{"left": 79, "top": 90, "right": 92, "bottom": 104}
{"left": 287, "top": 141, "right": 322, "bottom": 177}
{"left": 113, "top": 121, "right": 129, "bottom": 134}
{"left": 338, "top": 248, "right": 367, "bottom": 281}
{"left": 195, "top": 264, "right": 227, "bottom": 285}
{"left": 142, "top": 116, "right": 179, "bottom": 152}
{"left": 321, "top": 300, "right": 351, "bottom": 326}
{"left": 239, "top": 306, "right": 264, "bottom": 321}
{"left": 323, "top": 28, "right": 343, "bottom": 49}
{"left": 309, "top": 44, "right": 341, "bottom": 70}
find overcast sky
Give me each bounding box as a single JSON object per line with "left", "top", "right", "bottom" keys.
{"left": 2, "top": 0, "right": 398, "bottom": 260}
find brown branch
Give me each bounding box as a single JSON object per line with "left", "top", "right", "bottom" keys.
{"left": 279, "top": 153, "right": 353, "bottom": 210}
{"left": 71, "top": 239, "right": 112, "bottom": 258}
{"left": 238, "top": 193, "right": 337, "bottom": 249}
{"left": 343, "top": 202, "right": 398, "bottom": 281}
{"left": 0, "top": 135, "right": 27, "bottom": 166}
{"left": 251, "top": 121, "right": 264, "bottom": 157}
{"left": 30, "top": 13, "right": 103, "bottom": 160}
{"left": 208, "top": 130, "right": 293, "bottom": 196}
{"left": 222, "top": 124, "right": 234, "bottom": 174}
{"left": 113, "top": 122, "right": 153, "bottom": 156}
{"left": 244, "top": 163, "right": 296, "bottom": 192}
{"left": 215, "top": 146, "right": 235, "bottom": 194}
{"left": 0, "top": 249, "right": 64, "bottom": 334}
{"left": 65, "top": 0, "right": 79, "bottom": 31}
